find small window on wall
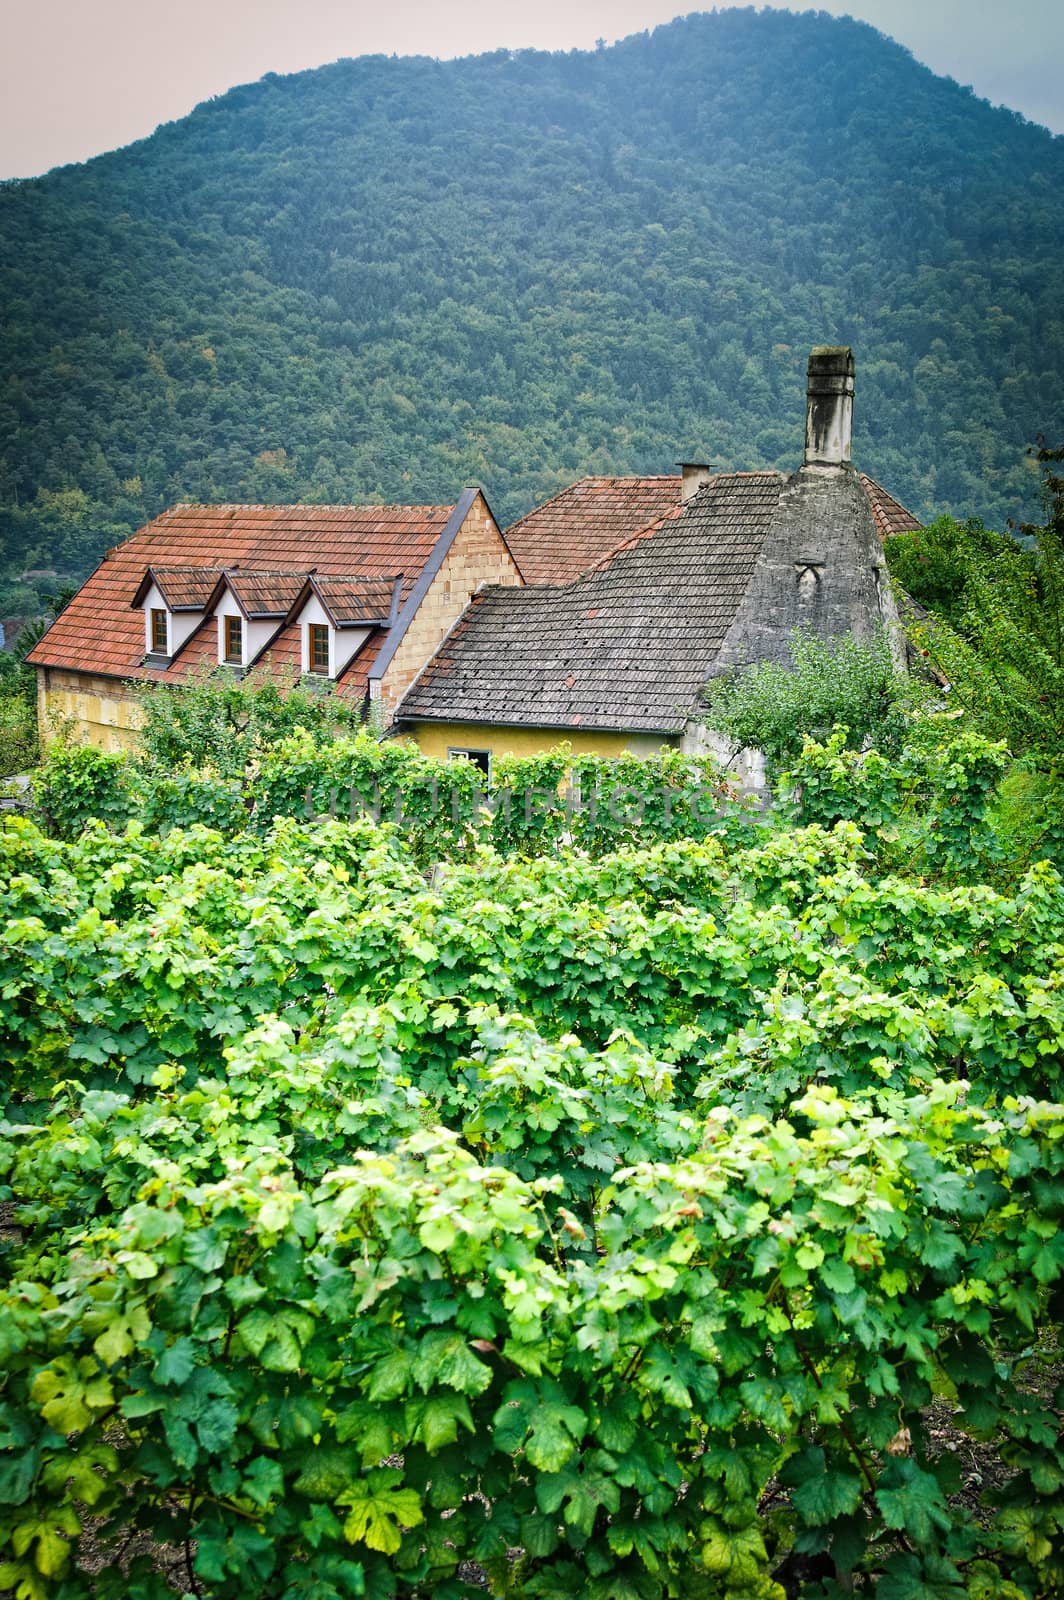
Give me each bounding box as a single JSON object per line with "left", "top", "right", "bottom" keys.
{"left": 150, "top": 608, "right": 168, "bottom": 654}
{"left": 308, "top": 623, "right": 330, "bottom": 675}
{"left": 223, "top": 614, "right": 242, "bottom": 664}
{"left": 448, "top": 747, "right": 491, "bottom": 778}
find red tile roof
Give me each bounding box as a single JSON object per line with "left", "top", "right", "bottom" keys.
{"left": 135, "top": 567, "right": 222, "bottom": 610}
{"left": 311, "top": 574, "right": 401, "bottom": 626}
{"left": 504, "top": 477, "right": 682, "bottom": 585}
{"left": 217, "top": 570, "right": 310, "bottom": 619}
{"left": 28, "top": 502, "right": 457, "bottom": 697}
{"left": 859, "top": 475, "right": 923, "bottom": 539}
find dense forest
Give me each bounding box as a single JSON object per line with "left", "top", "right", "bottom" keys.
{"left": 2, "top": 6, "right": 1063, "bottom": 614}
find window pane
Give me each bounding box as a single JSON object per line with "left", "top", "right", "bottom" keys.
{"left": 309, "top": 624, "right": 330, "bottom": 673}
{"left": 448, "top": 748, "right": 491, "bottom": 777}
{"left": 224, "top": 615, "right": 242, "bottom": 662}
{"left": 151, "top": 609, "right": 167, "bottom": 652}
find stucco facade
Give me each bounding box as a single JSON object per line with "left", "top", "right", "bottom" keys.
{"left": 37, "top": 668, "right": 143, "bottom": 753}
{"left": 405, "top": 719, "right": 671, "bottom": 764}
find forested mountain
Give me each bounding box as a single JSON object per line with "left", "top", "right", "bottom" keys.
{"left": 2, "top": 7, "right": 1063, "bottom": 613}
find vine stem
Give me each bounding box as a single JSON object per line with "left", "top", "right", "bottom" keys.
{"left": 184, "top": 1491, "right": 205, "bottom": 1598}
{"left": 781, "top": 1296, "right": 880, "bottom": 1500}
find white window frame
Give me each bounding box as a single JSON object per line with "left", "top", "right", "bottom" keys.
{"left": 447, "top": 747, "right": 492, "bottom": 780}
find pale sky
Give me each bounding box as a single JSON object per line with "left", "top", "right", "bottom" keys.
{"left": 0, "top": 0, "right": 1061, "bottom": 180}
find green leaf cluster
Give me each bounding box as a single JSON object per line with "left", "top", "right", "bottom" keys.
{"left": 2, "top": 797, "right": 1064, "bottom": 1594}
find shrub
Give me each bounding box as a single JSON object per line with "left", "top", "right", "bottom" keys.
{"left": 135, "top": 666, "right": 363, "bottom": 779}
{"left": 3, "top": 1075, "right": 1064, "bottom": 1598}
{"left": 701, "top": 628, "right": 916, "bottom": 774}
{"left": 30, "top": 743, "right": 136, "bottom": 838}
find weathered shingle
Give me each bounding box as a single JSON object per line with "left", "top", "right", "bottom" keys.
{"left": 506, "top": 472, "right": 919, "bottom": 586}
{"left": 401, "top": 473, "right": 786, "bottom": 734}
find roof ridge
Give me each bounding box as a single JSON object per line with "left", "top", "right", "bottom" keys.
{"left": 585, "top": 470, "right": 786, "bottom": 574}
{"left": 586, "top": 506, "right": 685, "bottom": 574}
{"left": 161, "top": 501, "right": 456, "bottom": 514}
{"left": 502, "top": 477, "right": 593, "bottom": 535}
{"left": 315, "top": 570, "right": 403, "bottom": 582}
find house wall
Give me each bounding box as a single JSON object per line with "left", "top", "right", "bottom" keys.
{"left": 712, "top": 462, "right": 905, "bottom": 676}
{"left": 680, "top": 722, "right": 767, "bottom": 794}
{"left": 37, "top": 668, "right": 144, "bottom": 753}
{"left": 378, "top": 494, "right": 522, "bottom": 720}
{"left": 406, "top": 720, "right": 671, "bottom": 763}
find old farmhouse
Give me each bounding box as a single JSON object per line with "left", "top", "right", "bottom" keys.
{"left": 28, "top": 348, "right": 920, "bottom": 762}
{"left": 28, "top": 491, "right": 519, "bottom": 749}
{"left": 399, "top": 348, "right": 914, "bottom": 771}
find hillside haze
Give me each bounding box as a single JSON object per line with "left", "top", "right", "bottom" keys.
{"left": 2, "top": 8, "right": 1063, "bottom": 607}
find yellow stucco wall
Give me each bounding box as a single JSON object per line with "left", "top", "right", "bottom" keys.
{"left": 378, "top": 493, "right": 522, "bottom": 719}
{"left": 406, "top": 720, "right": 672, "bottom": 762}
{"left": 37, "top": 668, "right": 144, "bottom": 753}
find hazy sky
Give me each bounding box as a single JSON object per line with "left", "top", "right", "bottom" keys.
{"left": 1, "top": 0, "right": 1061, "bottom": 180}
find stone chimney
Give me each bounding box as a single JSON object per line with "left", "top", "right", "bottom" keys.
{"left": 679, "top": 462, "right": 714, "bottom": 504}
{"left": 804, "top": 346, "right": 854, "bottom": 469}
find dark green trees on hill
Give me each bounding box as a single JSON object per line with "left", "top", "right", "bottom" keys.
{"left": 2, "top": 7, "right": 1063, "bottom": 609}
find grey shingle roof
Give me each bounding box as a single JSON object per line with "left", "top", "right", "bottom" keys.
{"left": 399, "top": 472, "right": 785, "bottom": 734}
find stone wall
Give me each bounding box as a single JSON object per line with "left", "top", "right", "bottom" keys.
{"left": 37, "top": 667, "right": 144, "bottom": 752}
{"left": 712, "top": 461, "right": 905, "bottom": 676}
{"left": 379, "top": 493, "right": 522, "bottom": 718}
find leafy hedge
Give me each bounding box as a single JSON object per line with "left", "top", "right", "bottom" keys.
{"left": 30, "top": 734, "right": 746, "bottom": 864}
{"left": 5, "top": 810, "right": 1064, "bottom": 1115}
{"left": 3, "top": 810, "right": 1064, "bottom": 1595}
{"left": 3, "top": 1077, "right": 1064, "bottom": 1600}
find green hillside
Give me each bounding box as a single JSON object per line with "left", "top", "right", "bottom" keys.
{"left": 2, "top": 7, "right": 1063, "bottom": 611}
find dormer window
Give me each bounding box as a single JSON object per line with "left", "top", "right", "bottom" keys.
{"left": 223, "top": 614, "right": 243, "bottom": 664}
{"left": 290, "top": 573, "right": 401, "bottom": 682}
{"left": 132, "top": 567, "right": 222, "bottom": 666}
{"left": 308, "top": 623, "right": 330, "bottom": 675}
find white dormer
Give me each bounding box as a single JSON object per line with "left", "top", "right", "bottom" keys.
{"left": 297, "top": 592, "right": 367, "bottom": 679}
{"left": 206, "top": 570, "right": 308, "bottom": 672}
{"left": 290, "top": 575, "right": 402, "bottom": 682}
{"left": 131, "top": 568, "right": 221, "bottom": 665}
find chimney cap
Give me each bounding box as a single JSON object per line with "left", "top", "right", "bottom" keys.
{"left": 678, "top": 461, "right": 716, "bottom": 505}
{"left": 807, "top": 346, "right": 855, "bottom": 382}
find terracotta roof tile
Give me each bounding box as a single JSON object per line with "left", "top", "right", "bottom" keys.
{"left": 28, "top": 502, "right": 456, "bottom": 700}
{"left": 859, "top": 475, "right": 923, "bottom": 539}
{"left": 312, "top": 575, "right": 400, "bottom": 626}
{"left": 504, "top": 476, "right": 681, "bottom": 585}
{"left": 140, "top": 567, "right": 222, "bottom": 610}
{"left": 223, "top": 570, "right": 309, "bottom": 618}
